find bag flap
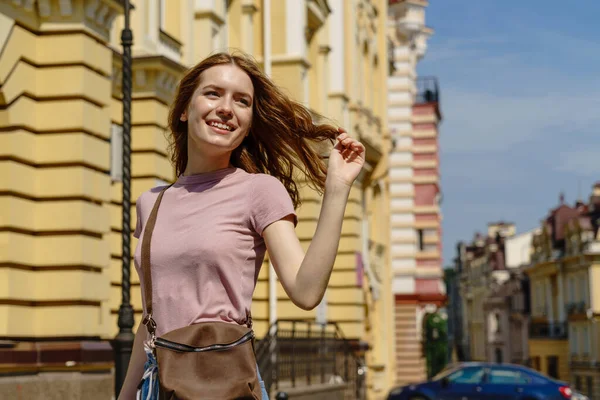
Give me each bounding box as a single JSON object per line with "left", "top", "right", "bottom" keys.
{"left": 159, "top": 321, "right": 252, "bottom": 348}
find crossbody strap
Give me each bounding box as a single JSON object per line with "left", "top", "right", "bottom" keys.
{"left": 141, "top": 185, "right": 172, "bottom": 338}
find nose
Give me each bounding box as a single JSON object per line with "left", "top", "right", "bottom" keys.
{"left": 216, "top": 99, "right": 233, "bottom": 119}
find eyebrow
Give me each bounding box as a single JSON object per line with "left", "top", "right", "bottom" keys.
{"left": 201, "top": 84, "right": 253, "bottom": 99}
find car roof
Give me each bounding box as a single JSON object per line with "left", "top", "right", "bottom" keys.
{"left": 449, "top": 362, "right": 545, "bottom": 375}
{"left": 449, "top": 362, "right": 562, "bottom": 382}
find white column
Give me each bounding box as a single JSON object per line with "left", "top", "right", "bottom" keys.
{"left": 146, "top": 0, "right": 160, "bottom": 52}
{"left": 328, "top": 0, "right": 345, "bottom": 94}
{"left": 263, "top": 0, "right": 276, "bottom": 328}
{"left": 318, "top": 44, "right": 330, "bottom": 114}
{"left": 285, "top": 0, "right": 306, "bottom": 58}
{"left": 181, "top": 0, "right": 195, "bottom": 65}
{"left": 241, "top": 0, "right": 257, "bottom": 53}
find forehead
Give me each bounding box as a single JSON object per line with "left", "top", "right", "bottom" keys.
{"left": 198, "top": 64, "right": 254, "bottom": 96}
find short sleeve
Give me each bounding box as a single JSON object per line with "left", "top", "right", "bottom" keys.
{"left": 250, "top": 174, "right": 297, "bottom": 235}
{"left": 133, "top": 193, "right": 144, "bottom": 239}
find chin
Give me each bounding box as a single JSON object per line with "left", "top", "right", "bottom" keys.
{"left": 192, "top": 136, "right": 241, "bottom": 155}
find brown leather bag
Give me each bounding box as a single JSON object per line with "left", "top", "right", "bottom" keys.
{"left": 140, "top": 186, "right": 262, "bottom": 400}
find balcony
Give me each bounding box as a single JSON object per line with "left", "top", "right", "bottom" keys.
{"left": 416, "top": 76, "right": 440, "bottom": 104}
{"left": 390, "top": 0, "right": 428, "bottom": 40}
{"left": 529, "top": 322, "right": 568, "bottom": 339}
{"left": 566, "top": 301, "right": 587, "bottom": 316}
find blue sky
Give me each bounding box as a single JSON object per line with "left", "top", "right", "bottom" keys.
{"left": 416, "top": 1, "right": 600, "bottom": 266}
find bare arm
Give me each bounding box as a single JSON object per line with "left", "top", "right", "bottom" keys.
{"left": 117, "top": 321, "right": 147, "bottom": 400}
{"left": 263, "top": 132, "right": 364, "bottom": 310}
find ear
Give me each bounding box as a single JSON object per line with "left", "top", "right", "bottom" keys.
{"left": 180, "top": 112, "right": 188, "bottom": 122}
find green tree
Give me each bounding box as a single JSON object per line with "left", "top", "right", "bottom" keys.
{"left": 423, "top": 311, "right": 449, "bottom": 378}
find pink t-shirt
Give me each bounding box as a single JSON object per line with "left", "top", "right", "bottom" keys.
{"left": 133, "top": 167, "right": 296, "bottom": 336}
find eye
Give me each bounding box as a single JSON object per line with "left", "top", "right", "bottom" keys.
{"left": 205, "top": 90, "right": 219, "bottom": 97}
{"left": 238, "top": 98, "right": 251, "bottom": 106}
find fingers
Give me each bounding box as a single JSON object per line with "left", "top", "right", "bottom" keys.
{"left": 336, "top": 128, "right": 365, "bottom": 158}
{"left": 337, "top": 136, "right": 364, "bottom": 152}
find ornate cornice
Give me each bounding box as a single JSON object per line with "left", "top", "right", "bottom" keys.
{"left": 241, "top": 0, "right": 258, "bottom": 14}
{"left": 112, "top": 52, "right": 187, "bottom": 105}
{"left": 4, "top": 0, "right": 123, "bottom": 43}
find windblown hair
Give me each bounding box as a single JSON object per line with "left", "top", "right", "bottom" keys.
{"left": 167, "top": 51, "right": 339, "bottom": 208}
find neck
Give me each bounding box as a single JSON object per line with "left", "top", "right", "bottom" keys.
{"left": 183, "top": 143, "right": 232, "bottom": 176}
{"left": 183, "top": 156, "right": 232, "bottom": 176}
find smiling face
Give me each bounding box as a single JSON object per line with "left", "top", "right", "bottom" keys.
{"left": 181, "top": 64, "right": 254, "bottom": 164}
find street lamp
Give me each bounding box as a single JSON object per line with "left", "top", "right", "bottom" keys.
{"left": 113, "top": 0, "right": 134, "bottom": 397}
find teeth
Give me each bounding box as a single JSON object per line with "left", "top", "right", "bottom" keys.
{"left": 210, "top": 121, "right": 232, "bottom": 131}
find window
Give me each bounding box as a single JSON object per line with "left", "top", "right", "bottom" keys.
{"left": 569, "top": 277, "right": 575, "bottom": 303}
{"left": 110, "top": 123, "right": 123, "bottom": 182}
{"left": 417, "top": 229, "right": 424, "bottom": 251}
{"left": 572, "top": 327, "right": 579, "bottom": 355}
{"left": 522, "top": 371, "right": 551, "bottom": 385}
{"left": 575, "top": 375, "right": 582, "bottom": 391}
{"left": 531, "top": 356, "right": 541, "bottom": 372}
{"left": 547, "top": 356, "right": 559, "bottom": 379}
{"left": 446, "top": 367, "right": 485, "bottom": 384}
{"left": 535, "top": 284, "right": 545, "bottom": 315}
{"left": 487, "top": 368, "right": 529, "bottom": 384}
{"left": 580, "top": 276, "right": 587, "bottom": 305}
{"left": 583, "top": 326, "right": 590, "bottom": 355}
{"left": 587, "top": 376, "right": 593, "bottom": 397}
{"left": 494, "top": 348, "right": 503, "bottom": 364}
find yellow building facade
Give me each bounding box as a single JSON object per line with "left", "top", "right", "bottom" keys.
{"left": 562, "top": 186, "right": 600, "bottom": 399}
{"left": 527, "top": 187, "right": 600, "bottom": 393}
{"left": 527, "top": 207, "right": 573, "bottom": 382}
{"left": 0, "top": 0, "right": 397, "bottom": 398}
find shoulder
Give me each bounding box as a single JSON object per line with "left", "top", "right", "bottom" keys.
{"left": 248, "top": 173, "right": 291, "bottom": 200}
{"left": 249, "top": 173, "right": 287, "bottom": 191}
{"left": 247, "top": 174, "right": 296, "bottom": 234}
{"left": 136, "top": 185, "right": 170, "bottom": 211}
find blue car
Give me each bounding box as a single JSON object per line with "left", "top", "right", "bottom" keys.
{"left": 387, "top": 362, "right": 574, "bottom": 400}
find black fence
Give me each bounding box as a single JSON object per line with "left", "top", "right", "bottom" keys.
{"left": 566, "top": 301, "right": 587, "bottom": 315}
{"left": 415, "top": 76, "right": 440, "bottom": 104}
{"left": 255, "top": 320, "right": 366, "bottom": 400}
{"left": 529, "top": 322, "right": 568, "bottom": 339}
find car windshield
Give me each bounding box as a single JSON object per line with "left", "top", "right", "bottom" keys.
{"left": 431, "top": 366, "right": 485, "bottom": 384}
{"left": 431, "top": 366, "right": 459, "bottom": 381}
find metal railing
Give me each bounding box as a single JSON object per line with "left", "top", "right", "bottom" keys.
{"left": 415, "top": 76, "right": 440, "bottom": 104}
{"left": 566, "top": 301, "right": 587, "bottom": 315}
{"left": 255, "top": 320, "right": 366, "bottom": 400}
{"left": 529, "top": 322, "right": 568, "bottom": 339}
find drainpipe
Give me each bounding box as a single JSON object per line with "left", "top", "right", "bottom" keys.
{"left": 263, "top": 0, "right": 276, "bottom": 329}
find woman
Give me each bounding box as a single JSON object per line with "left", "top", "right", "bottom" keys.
{"left": 118, "top": 51, "right": 365, "bottom": 399}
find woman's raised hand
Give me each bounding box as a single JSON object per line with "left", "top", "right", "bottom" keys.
{"left": 326, "top": 128, "right": 366, "bottom": 189}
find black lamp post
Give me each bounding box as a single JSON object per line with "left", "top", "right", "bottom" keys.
{"left": 114, "top": 0, "right": 134, "bottom": 397}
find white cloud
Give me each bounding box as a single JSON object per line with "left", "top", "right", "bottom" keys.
{"left": 440, "top": 89, "right": 600, "bottom": 153}
{"left": 424, "top": 36, "right": 509, "bottom": 63}
{"left": 441, "top": 152, "right": 533, "bottom": 185}
{"left": 422, "top": 28, "right": 600, "bottom": 154}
